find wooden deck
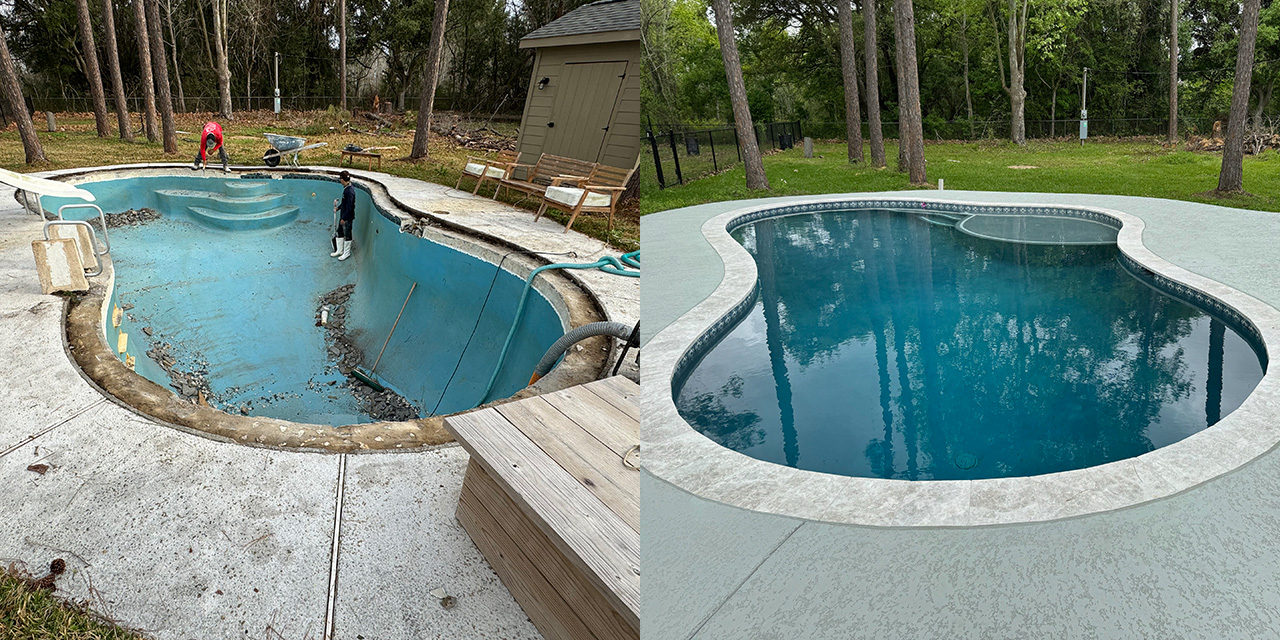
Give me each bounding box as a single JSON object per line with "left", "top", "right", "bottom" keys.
{"left": 445, "top": 376, "right": 639, "bottom": 640}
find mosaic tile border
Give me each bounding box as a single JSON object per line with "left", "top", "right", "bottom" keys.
{"left": 644, "top": 194, "right": 1280, "bottom": 528}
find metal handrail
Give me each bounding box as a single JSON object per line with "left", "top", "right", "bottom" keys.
{"left": 56, "top": 203, "right": 110, "bottom": 255}
{"left": 42, "top": 220, "right": 104, "bottom": 277}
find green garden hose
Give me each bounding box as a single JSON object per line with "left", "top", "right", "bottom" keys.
{"left": 477, "top": 251, "right": 639, "bottom": 404}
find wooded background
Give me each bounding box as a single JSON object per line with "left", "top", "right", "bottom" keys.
{"left": 1, "top": 0, "right": 597, "bottom": 115}
{"left": 643, "top": 0, "right": 1280, "bottom": 140}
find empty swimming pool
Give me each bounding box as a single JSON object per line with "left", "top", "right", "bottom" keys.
{"left": 675, "top": 209, "right": 1265, "bottom": 481}
{"left": 45, "top": 173, "right": 570, "bottom": 427}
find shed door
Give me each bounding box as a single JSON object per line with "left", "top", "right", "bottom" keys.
{"left": 544, "top": 60, "right": 628, "bottom": 163}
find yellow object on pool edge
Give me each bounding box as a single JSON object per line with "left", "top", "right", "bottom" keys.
{"left": 117, "top": 332, "right": 127, "bottom": 353}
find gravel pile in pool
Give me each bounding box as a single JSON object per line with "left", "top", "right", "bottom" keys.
{"left": 317, "top": 285, "right": 420, "bottom": 422}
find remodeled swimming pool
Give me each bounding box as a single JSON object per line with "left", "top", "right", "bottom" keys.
{"left": 675, "top": 209, "right": 1266, "bottom": 480}
{"left": 46, "top": 173, "right": 567, "bottom": 426}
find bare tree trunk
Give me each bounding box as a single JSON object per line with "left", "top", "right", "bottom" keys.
{"left": 75, "top": 0, "right": 112, "bottom": 137}
{"left": 410, "top": 0, "right": 450, "bottom": 159}
{"left": 132, "top": 0, "right": 157, "bottom": 141}
{"left": 1050, "top": 81, "right": 1057, "bottom": 137}
{"left": 146, "top": 0, "right": 178, "bottom": 153}
{"left": 863, "top": 0, "right": 885, "bottom": 166}
{"left": 711, "top": 0, "right": 768, "bottom": 189}
{"left": 1007, "top": 0, "right": 1027, "bottom": 145}
{"left": 1168, "top": 0, "right": 1178, "bottom": 143}
{"left": 165, "top": 0, "right": 185, "bottom": 112}
{"left": 0, "top": 30, "right": 46, "bottom": 163}
{"left": 962, "top": 11, "right": 974, "bottom": 139}
{"left": 339, "top": 0, "right": 347, "bottom": 111}
{"left": 210, "top": 0, "right": 232, "bottom": 118}
{"left": 1218, "top": 0, "right": 1260, "bottom": 192}
{"left": 838, "top": 0, "right": 863, "bottom": 163}
{"left": 893, "top": 0, "right": 926, "bottom": 184}
{"left": 100, "top": 0, "right": 133, "bottom": 141}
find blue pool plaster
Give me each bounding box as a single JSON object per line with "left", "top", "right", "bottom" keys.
{"left": 44, "top": 174, "right": 565, "bottom": 425}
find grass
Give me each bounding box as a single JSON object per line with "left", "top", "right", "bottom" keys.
{"left": 0, "top": 111, "right": 637, "bottom": 251}
{"left": 0, "top": 567, "right": 143, "bottom": 639}
{"left": 641, "top": 137, "right": 1280, "bottom": 216}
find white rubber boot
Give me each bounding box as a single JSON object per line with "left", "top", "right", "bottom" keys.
{"left": 330, "top": 238, "right": 344, "bottom": 257}
{"left": 338, "top": 239, "right": 352, "bottom": 261}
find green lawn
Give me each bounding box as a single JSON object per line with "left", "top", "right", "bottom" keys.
{"left": 641, "top": 138, "right": 1280, "bottom": 215}
{"left": 0, "top": 569, "right": 143, "bottom": 639}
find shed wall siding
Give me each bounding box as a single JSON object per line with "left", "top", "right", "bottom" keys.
{"left": 516, "top": 41, "right": 641, "bottom": 170}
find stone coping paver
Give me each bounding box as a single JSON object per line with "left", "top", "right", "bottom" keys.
{"left": 0, "top": 164, "right": 644, "bottom": 638}
{"left": 642, "top": 190, "right": 1280, "bottom": 638}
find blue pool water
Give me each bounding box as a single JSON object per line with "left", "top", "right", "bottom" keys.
{"left": 675, "top": 210, "right": 1266, "bottom": 480}
{"left": 47, "top": 174, "right": 564, "bottom": 425}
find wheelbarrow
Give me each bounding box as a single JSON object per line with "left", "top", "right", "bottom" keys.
{"left": 262, "top": 133, "right": 328, "bottom": 167}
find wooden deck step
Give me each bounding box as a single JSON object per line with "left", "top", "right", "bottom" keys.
{"left": 445, "top": 376, "right": 640, "bottom": 640}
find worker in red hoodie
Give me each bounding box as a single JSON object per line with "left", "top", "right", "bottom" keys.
{"left": 192, "top": 121, "right": 231, "bottom": 173}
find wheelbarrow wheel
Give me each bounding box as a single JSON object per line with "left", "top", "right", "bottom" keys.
{"left": 263, "top": 148, "right": 281, "bottom": 167}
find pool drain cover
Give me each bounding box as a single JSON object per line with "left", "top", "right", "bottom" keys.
{"left": 955, "top": 453, "right": 979, "bottom": 470}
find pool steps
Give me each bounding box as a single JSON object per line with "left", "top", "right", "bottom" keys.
{"left": 156, "top": 181, "right": 299, "bottom": 230}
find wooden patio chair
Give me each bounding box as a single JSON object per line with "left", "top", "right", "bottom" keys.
{"left": 535, "top": 163, "right": 635, "bottom": 234}
{"left": 456, "top": 149, "right": 520, "bottom": 195}
{"left": 495, "top": 153, "right": 597, "bottom": 202}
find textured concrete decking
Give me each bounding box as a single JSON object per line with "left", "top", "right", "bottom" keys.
{"left": 643, "top": 190, "right": 1280, "bottom": 639}
{"left": 0, "top": 165, "right": 639, "bottom": 639}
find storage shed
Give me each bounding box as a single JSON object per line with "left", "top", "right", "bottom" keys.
{"left": 515, "top": 0, "right": 641, "bottom": 170}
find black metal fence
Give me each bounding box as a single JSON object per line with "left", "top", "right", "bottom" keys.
{"left": 643, "top": 116, "right": 1233, "bottom": 189}
{"left": 645, "top": 121, "right": 801, "bottom": 188}
{"left": 803, "top": 116, "right": 1222, "bottom": 142}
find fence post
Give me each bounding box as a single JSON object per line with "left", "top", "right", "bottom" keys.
{"left": 647, "top": 130, "right": 667, "bottom": 188}
{"left": 709, "top": 130, "right": 718, "bottom": 172}
{"left": 734, "top": 129, "right": 741, "bottom": 162}
{"left": 667, "top": 130, "right": 684, "bottom": 185}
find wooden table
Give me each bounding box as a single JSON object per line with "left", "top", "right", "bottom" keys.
{"left": 445, "top": 377, "right": 639, "bottom": 640}
{"left": 340, "top": 149, "right": 382, "bottom": 170}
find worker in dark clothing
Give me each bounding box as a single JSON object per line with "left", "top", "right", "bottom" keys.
{"left": 192, "top": 121, "right": 231, "bottom": 173}
{"left": 331, "top": 171, "right": 356, "bottom": 261}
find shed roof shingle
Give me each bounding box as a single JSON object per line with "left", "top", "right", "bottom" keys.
{"left": 521, "top": 0, "right": 640, "bottom": 43}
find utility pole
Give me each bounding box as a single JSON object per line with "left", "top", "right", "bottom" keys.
{"left": 1080, "top": 67, "right": 1089, "bottom": 146}
{"left": 273, "top": 52, "right": 280, "bottom": 115}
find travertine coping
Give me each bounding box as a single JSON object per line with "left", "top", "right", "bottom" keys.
{"left": 644, "top": 195, "right": 1280, "bottom": 527}
{"left": 50, "top": 166, "right": 611, "bottom": 452}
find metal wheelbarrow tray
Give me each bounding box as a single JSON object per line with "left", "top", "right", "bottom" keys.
{"left": 263, "top": 133, "right": 328, "bottom": 167}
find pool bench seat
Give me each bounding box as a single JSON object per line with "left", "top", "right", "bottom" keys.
{"left": 444, "top": 376, "right": 639, "bottom": 640}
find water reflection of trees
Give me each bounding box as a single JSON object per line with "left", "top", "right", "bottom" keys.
{"left": 685, "top": 211, "right": 1224, "bottom": 480}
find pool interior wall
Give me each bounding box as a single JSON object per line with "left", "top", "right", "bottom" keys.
{"left": 45, "top": 174, "right": 565, "bottom": 425}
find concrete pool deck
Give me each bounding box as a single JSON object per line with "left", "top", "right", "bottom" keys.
{"left": 643, "top": 190, "right": 1280, "bottom": 638}
{"left": 0, "top": 164, "right": 638, "bottom": 639}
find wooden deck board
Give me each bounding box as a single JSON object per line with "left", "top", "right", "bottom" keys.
{"left": 539, "top": 384, "right": 638, "bottom": 459}
{"left": 446, "top": 394, "right": 638, "bottom": 622}
{"left": 496, "top": 397, "right": 639, "bottom": 530}
{"left": 460, "top": 460, "right": 637, "bottom": 639}
{"left": 445, "top": 377, "right": 640, "bottom": 637}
